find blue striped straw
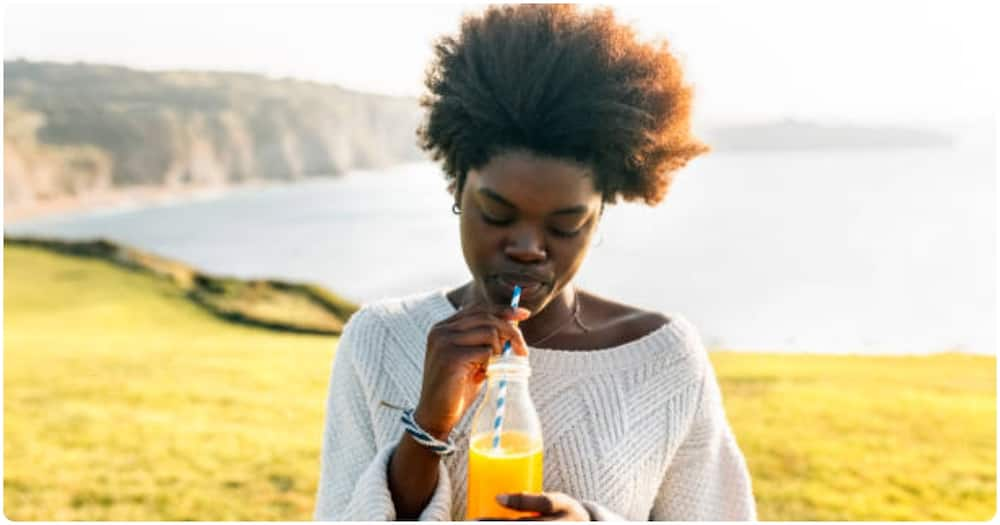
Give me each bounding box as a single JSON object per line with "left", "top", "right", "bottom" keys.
{"left": 491, "top": 285, "right": 521, "bottom": 451}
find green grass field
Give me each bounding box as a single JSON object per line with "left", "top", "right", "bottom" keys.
{"left": 3, "top": 244, "right": 996, "bottom": 520}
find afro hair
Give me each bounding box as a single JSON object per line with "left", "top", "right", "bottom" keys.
{"left": 417, "top": 4, "right": 709, "bottom": 206}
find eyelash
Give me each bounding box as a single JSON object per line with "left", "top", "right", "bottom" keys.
{"left": 480, "top": 213, "right": 580, "bottom": 238}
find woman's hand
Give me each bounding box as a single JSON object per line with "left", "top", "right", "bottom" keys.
{"left": 413, "top": 300, "right": 531, "bottom": 439}
{"left": 481, "top": 492, "right": 591, "bottom": 521}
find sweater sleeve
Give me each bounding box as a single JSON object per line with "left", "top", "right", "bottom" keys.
{"left": 313, "top": 307, "right": 453, "bottom": 521}
{"left": 650, "top": 347, "right": 757, "bottom": 520}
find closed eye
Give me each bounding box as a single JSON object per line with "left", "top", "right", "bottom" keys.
{"left": 480, "top": 212, "right": 513, "bottom": 226}
{"left": 482, "top": 212, "right": 581, "bottom": 238}
{"left": 549, "top": 228, "right": 580, "bottom": 238}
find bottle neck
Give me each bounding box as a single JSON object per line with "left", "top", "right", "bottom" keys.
{"left": 486, "top": 355, "right": 531, "bottom": 381}
{"left": 486, "top": 373, "right": 530, "bottom": 386}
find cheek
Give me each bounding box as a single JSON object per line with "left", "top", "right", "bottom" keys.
{"left": 550, "top": 238, "right": 592, "bottom": 283}
{"left": 553, "top": 217, "right": 600, "bottom": 283}
{"left": 459, "top": 216, "right": 499, "bottom": 269}
{"left": 459, "top": 217, "right": 477, "bottom": 264}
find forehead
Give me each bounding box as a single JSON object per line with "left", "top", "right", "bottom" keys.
{"left": 466, "top": 151, "right": 600, "bottom": 208}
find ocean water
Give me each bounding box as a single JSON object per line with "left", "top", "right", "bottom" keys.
{"left": 7, "top": 126, "right": 995, "bottom": 355}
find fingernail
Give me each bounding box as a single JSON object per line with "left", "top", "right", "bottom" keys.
{"left": 496, "top": 494, "right": 509, "bottom": 506}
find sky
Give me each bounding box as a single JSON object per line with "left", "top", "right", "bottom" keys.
{"left": 4, "top": 1, "right": 998, "bottom": 125}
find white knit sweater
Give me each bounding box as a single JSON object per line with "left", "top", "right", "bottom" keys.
{"left": 313, "top": 288, "right": 757, "bottom": 521}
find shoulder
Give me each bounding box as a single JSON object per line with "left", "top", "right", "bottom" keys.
{"left": 578, "top": 289, "right": 708, "bottom": 364}
{"left": 343, "top": 289, "right": 446, "bottom": 333}
{"left": 578, "top": 289, "right": 672, "bottom": 341}
{"left": 335, "top": 304, "right": 388, "bottom": 368}
{"left": 337, "top": 288, "right": 450, "bottom": 364}
{"left": 341, "top": 303, "right": 386, "bottom": 337}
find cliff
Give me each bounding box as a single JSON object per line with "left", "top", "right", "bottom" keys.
{"left": 4, "top": 60, "right": 425, "bottom": 210}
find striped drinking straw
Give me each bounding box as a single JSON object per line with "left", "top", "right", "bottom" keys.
{"left": 491, "top": 285, "right": 521, "bottom": 451}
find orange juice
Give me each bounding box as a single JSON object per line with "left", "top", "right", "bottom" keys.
{"left": 466, "top": 430, "right": 544, "bottom": 520}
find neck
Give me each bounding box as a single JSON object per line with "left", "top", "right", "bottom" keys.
{"left": 520, "top": 285, "right": 576, "bottom": 343}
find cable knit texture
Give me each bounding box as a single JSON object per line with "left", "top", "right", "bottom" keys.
{"left": 313, "top": 288, "right": 757, "bottom": 521}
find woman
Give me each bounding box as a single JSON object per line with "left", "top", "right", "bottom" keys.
{"left": 314, "top": 4, "right": 756, "bottom": 521}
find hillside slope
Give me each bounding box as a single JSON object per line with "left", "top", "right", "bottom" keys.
{"left": 4, "top": 60, "right": 425, "bottom": 209}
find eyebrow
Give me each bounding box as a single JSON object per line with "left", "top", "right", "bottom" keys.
{"left": 477, "top": 187, "right": 588, "bottom": 215}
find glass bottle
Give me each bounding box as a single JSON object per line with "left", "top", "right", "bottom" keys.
{"left": 466, "top": 354, "right": 544, "bottom": 520}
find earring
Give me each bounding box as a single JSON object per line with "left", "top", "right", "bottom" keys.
{"left": 451, "top": 203, "right": 461, "bottom": 215}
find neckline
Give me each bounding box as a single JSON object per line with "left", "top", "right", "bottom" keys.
{"left": 427, "top": 287, "right": 688, "bottom": 369}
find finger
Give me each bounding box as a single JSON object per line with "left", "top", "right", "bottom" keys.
{"left": 476, "top": 514, "right": 563, "bottom": 522}
{"left": 449, "top": 317, "right": 528, "bottom": 356}
{"left": 497, "top": 493, "right": 554, "bottom": 514}
{"left": 509, "top": 325, "right": 529, "bottom": 357}
{"left": 504, "top": 307, "right": 533, "bottom": 322}
{"left": 447, "top": 313, "right": 505, "bottom": 331}
{"left": 489, "top": 320, "right": 528, "bottom": 357}
{"left": 449, "top": 327, "right": 503, "bottom": 353}
{"left": 540, "top": 492, "right": 580, "bottom": 513}
{"left": 516, "top": 512, "right": 566, "bottom": 521}
{"left": 461, "top": 345, "right": 495, "bottom": 364}
{"left": 446, "top": 303, "right": 488, "bottom": 324}
{"left": 452, "top": 306, "right": 531, "bottom": 327}
{"left": 455, "top": 299, "right": 531, "bottom": 320}
{"left": 441, "top": 305, "right": 497, "bottom": 330}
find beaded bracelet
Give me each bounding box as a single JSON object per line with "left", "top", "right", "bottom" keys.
{"left": 400, "top": 408, "right": 457, "bottom": 456}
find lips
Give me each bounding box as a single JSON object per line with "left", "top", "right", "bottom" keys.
{"left": 493, "top": 272, "right": 550, "bottom": 301}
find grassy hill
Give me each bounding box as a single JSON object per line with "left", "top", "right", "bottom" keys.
{"left": 4, "top": 236, "right": 358, "bottom": 335}
{"left": 3, "top": 244, "right": 995, "bottom": 520}
{"left": 4, "top": 244, "right": 339, "bottom": 520}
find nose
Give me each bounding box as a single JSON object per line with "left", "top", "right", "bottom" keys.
{"left": 504, "top": 226, "right": 547, "bottom": 262}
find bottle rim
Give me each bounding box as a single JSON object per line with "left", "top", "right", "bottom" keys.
{"left": 486, "top": 354, "right": 531, "bottom": 378}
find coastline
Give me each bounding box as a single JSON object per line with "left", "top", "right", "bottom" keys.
{"left": 1, "top": 161, "right": 431, "bottom": 225}
{"left": 3, "top": 180, "right": 274, "bottom": 225}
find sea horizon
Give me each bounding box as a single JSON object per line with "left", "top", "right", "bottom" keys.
{"left": 6, "top": 129, "right": 995, "bottom": 356}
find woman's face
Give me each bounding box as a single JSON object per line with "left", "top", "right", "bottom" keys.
{"left": 457, "top": 149, "right": 603, "bottom": 314}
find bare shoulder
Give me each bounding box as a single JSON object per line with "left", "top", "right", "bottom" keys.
{"left": 578, "top": 289, "right": 671, "bottom": 340}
